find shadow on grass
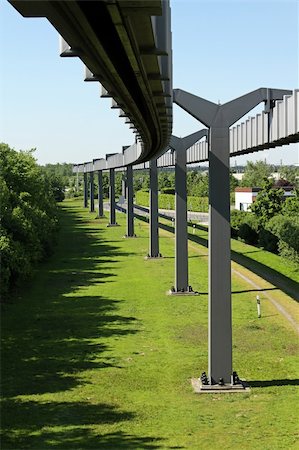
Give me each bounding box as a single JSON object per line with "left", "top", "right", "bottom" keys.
{"left": 232, "top": 287, "right": 279, "bottom": 295}
{"left": 130, "top": 204, "right": 299, "bottom": 300}
{"left": 249, "top": 379, "right": 299, "bottom": 388}
{"left": 1, "top": 203, "right": 168, "bottom": 449}
{"left": 133, "top": 209, "right": 299, "bottom": 302}
{"left": 1, "top": 399, "right": 170, "bottom": 449}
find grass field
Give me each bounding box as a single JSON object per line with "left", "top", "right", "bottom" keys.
{"left": 1, "top": 198, "right": 298, "bottom": 449}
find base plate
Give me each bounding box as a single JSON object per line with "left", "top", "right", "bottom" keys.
{"left": 191, "top": 378, "right": 250, "bottom": 394}
{"left": 167, "top": 290, "right": 199, "bottom": 296}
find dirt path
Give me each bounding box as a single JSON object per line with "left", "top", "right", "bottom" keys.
{"left": 187, "top": 239, "right": 299, "bottom": 334}
{"left": 232, "top": 267, "right": 299, "bottom": 333}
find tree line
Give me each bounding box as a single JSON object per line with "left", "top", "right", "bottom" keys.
{"left": 232, "top": 179, "right": 299, "bottom": 263}
{"left": 0, "top": 144, "right": 61, "bottom": 299}
{"left": 2, "top": 144, "right": 297, "bottom": 300}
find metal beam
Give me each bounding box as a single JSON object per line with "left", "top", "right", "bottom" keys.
{"left": 125, "top": 165, "right": 135, "bottom": 237}
{"left": 97, "top": 170, "right": 104, "bottom": 218}
{"left": 89, "top": 172, "right": 95, "bottom": 212}
{"left": 174, "top": 87, "right": 292, "bottom": 389}
{"left": 147, "top": 158, "right": 161, "bottom": 258}
{"left": 108, "top": 168, "right": 118, "bottom": 227}
{"left": 169, "top": 129, "right": 208, "bottom": 294}
{"left": 83, "top": 172, "right": 88, "bottom": 208}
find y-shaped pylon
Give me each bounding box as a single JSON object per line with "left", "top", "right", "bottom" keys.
{"left": 169, "top": 129, "right": 208, "bottom": 294}
{"left": 174, "top": 87, "right": 292, "bottom": 386}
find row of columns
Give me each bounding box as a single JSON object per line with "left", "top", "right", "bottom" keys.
{"left": 82, "top": 143, "right": 233, "bottom": 388}
{"left": 81, "top": 87, "right": 291, "bottom": 393}
{"left": 83, "top": 166, "right": 136, "bottom": 237}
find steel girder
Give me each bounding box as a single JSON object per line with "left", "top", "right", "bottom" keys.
{"left": 9, "top": 0, "right": 173, "bottom": 163}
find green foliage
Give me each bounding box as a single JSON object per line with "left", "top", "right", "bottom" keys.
{"left": 43, "top": 172, "right": 65, "bottom": 202}
{"left": 266, "top": 214, "right": 299, "bottom": 263}
{"left": 161, "top": 187, "right": 175, "bottom": 194}
{"left": 230, "top": 210, "right": 249, "bottom": 237}
{"left": 158, "top": 170, "right": 175, "bottom": 191}
{"left": 241, "top": 160, "right": 273, "bottom": 187}
{"left": 250, "top": 178, "right": 284, "bottom": 225}
{"left": 232, "top": 185, "right": 298, "bottom": 262}
{"left": 238, "top": 213, "right": 260, "bottom": 245}
{"left": 187, "top": 171, "right": 209, "bottom": 196}
{"left": 135, "top": 191, "right": 209, "bottom": 213}
{"left": 42, "top": 162, "right": 73, "bottom": 178}
{"left": 134, "top": 171, "right": 150, "bottom": 191}
{"left": 230, "top": 172, "right": 239, "bottom": 192}
{"left": 158, "top": 193, "right": 175, "bottom": 209}
{"left": 282, "top": 196, "right": 299, "bottom": 215}
{"left": 0, "top": 143, "right": 58, "bottom": 298}
{"left": 135, "top": 190, "right": 149, "bottom": 208}
{"left": 258, "top": 228, "right": 278, "bottom": 253}
{"left": 187, "top": 196, "right": 209, "bottom": 212}
{"left": 1, "top": 199, "right": 298, "bottom": 450}
{"left": 279, "top": 165, "right": 299, "bottom": 189}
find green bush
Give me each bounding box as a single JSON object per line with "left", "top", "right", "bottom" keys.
{"left": 258, "top": 228, "right": 278, "bottom": 253}
{"left": 282, "top": 196, "right": 299, "bottom": 215}
{"left": 187, "top": 196, "right": 209, "bottom": 213}
{"left": 267, "top": 214, "right": 299, "bottom": 263}
{"left": 135, "top": 190, "right": 150, "bottom": 208}
{"left": 135, "top": 191, "right": 209, "bottom": 213}
{"left": 0, "top": 143, "right": 59, "bottom": 299}
{"left": 238, "top": 214, "right": 259, "bottom": 245}
{"left": 161, "top": 188, "right": 175, "bottom": 195}
{"left": 158, "top": 193, "right": 175, "bottom": 210}
{"left": 230, "top": 210, "right": 250, "bottom": 238}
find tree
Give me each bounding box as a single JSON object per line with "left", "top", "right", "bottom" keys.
{"left": 0, "top": 143, "right": 59, "bottom": 298}
{"left": 158, "top": 170, "right": 175, "bottom": 191}
{"left": 279, "top": 166, "right": 299, "bottom": 189}
{"left": 241, "top": 161, "right": 273, "bottom": 187}
{"left": 267, "top": 214, "right": 299, "bottom": 263}
{"left": 187, "top": 171, "right": 209, "bottom": 197}
{"left": 250, "top": 178, "right": 284, "bottom": 225}
{"left": 230, "top": 173, "right": 239, "bottom": 192}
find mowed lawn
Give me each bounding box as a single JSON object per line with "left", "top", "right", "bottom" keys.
{"left": 1, "top": 198, "right": 298, "bottom": 450}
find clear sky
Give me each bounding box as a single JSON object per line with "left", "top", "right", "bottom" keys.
{"left": 1, "top": 0, "right": 298, "bottom": 166}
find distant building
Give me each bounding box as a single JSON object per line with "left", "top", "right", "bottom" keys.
{"left": 234, "top": 186, "right": 295, "bottom": 211}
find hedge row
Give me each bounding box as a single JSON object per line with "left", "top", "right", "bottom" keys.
{"left": 135, "top": 191, "right": 209, "bottom": 213}
{"left": 231, "top": 207, "right": 299, "bottom": 263}
{"left": 0, "top": 144, "right": 59, "bottom": 299}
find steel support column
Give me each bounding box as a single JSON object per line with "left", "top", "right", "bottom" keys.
{"left": 122, "top": 175, "right": 126, "bottom": 199}
{"left": 169, "top": 129, "right": 207, "bottom": 294}
{"left": 174, "top": 87, "right": 291, "bottom": 388}
{"left": 125, "top": 165, "right": 135, "bottom": 237}
{"left": 108, "top": 168, "right": 118, "bottom": 226}
{"left": 147, "top": 158, "right": 161, "bottom": 258}
{"left": 83, "top": 172, "right": 88, "bottom": 208}
{"left": 97, "top": 170, "right": 104, "bottom": 218}
{"left": 208, "top": 126, "right": 232, "bottom": 384}
{"left": 89, "top": 172, "right": 95, "bottom": 212}
{"left": 174, "top": 145, "right": 188, "bottom": 291}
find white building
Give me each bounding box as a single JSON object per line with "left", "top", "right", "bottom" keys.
{"left": 235, "top": 187, "right": 295, "bottom": 211}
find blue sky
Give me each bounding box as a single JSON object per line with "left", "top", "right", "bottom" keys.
{"left": 1, "top": 0, "right": 298, "bottom": 166}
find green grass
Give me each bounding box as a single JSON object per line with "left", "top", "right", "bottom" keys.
{"left": 1, "top": 198, "right": 298, "bottom": 450}
{"left": 158, "top": 216, "right": 299, "bottom": 300}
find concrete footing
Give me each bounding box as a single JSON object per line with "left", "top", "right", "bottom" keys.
{"left": 191, "top": 378, "right": 250, "bottom": 394}
{"left": 144, "top": 254, "right": 163, "bottom": 260}
{"left": 167, "top": 286, "right": 199, "bottom": 296}
{"left": 107, "top": 223, "right": 119, "bottom": 227}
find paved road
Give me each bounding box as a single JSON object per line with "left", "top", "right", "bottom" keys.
{"left": 112, "top": 202, "right": 209, "bottom": 224}
{"left": 103, "top": 201, "right": 298, "bottom": 330}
